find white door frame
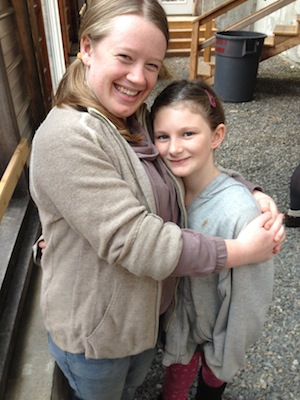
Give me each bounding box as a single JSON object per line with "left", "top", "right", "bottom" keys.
{"left": 40, "top": 0, "right": 66, "bottom": 93}
{"left": 159, "top": 0, "right": 194, "bottom": 15}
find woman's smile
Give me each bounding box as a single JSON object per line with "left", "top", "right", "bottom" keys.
{"left": 115, "top": 84, "right": 139, "bottom": 97}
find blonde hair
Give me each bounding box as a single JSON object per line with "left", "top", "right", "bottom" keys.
{"left": 54, "top": 0, "right": 169, "bottom": 142}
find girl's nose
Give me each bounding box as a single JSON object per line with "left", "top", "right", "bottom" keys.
{"left": 169, "top": 139, "right": 182, "bottom": 155}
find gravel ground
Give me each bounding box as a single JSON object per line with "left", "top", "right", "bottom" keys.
{"left": 135, "top": 55, "right": 300, "bottom": 400}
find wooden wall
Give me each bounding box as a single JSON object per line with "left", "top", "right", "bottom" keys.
{"left": 0, "top": 0, "right": 51, "bottom": 191}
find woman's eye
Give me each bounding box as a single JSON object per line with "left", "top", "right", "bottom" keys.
{"left": 118, "top": 54, "right": 131, "bottom": 62}
{"left": 147, "top": 63, "right": 159, "bottom": 71}
{"left": 155, "top": 134, "right": 169, "bottom": 141}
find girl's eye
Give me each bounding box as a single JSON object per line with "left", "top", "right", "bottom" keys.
{"left": 183, "top": 131, "right": 195, "bottom": 137}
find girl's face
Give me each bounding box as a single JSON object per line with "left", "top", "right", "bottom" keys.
{"left": 80, "top": 14, "right": 167, "bottom": 119}
{"left": 154, "top": 104, "right": 225, "bottom": 182}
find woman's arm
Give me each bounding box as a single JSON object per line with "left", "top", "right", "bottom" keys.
{"left": 225, "top": 212, "right": 284, "bottom": 268}
{"left": 173, "top": 211, "right": 284, "bottom": 277}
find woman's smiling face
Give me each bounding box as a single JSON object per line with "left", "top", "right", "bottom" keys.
{"left": 80, "top": 14, "right": 167, "bottom": 119}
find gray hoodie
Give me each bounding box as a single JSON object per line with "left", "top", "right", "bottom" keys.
{"left": 163, "top": 173, "right": 274, "bottom": 382}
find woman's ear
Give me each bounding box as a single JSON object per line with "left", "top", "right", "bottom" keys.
{"left": 80, "top": 36, "right": 92, "bottom": 66}
{"left": 211, "top": 123, "right": 226, "bottom": 150}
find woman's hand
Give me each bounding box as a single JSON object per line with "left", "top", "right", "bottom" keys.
{"left": 38, "top": 239, "right": 46, "bottom": 254}
{"left": 225, "top": 212, "right": 285, "bottom": 268}
{"left": 32, "top": 236, "right": 46, "bottom": 266}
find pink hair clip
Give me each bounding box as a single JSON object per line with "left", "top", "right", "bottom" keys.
{"left": 205, "top": 89, "right": 217, "bottom": 108}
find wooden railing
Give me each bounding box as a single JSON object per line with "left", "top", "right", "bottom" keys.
{"left": 0, "top": 137, "right": 40, "bottom": 400}
{"left": 0, "top": 139, "right": 30, "bottom": 222}
{"left": 189, "top": 0, "right": 297, "bottom": 79}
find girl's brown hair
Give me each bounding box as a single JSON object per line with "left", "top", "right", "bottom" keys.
{"left": 151, "top": 79, "right": 226, "bottom": 131}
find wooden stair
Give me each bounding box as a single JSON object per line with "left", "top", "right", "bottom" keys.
{"left": 187, "top": 0, "right": 299, "bottom": 84}
{"left": 167, "top": 17, "right": 217, "bottom": 57}
{"left": 260, "top": 15, "right": 300, "bottom": 61}
{"left": 197, "top": 15, "right": 300, "bottom": 85}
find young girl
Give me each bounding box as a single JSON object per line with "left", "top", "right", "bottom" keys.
{"left": 151, "top": 80, "right": 275, "bottom": 400}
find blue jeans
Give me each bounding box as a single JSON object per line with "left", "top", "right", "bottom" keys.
{"left": 48, "top": 334, "right": 156, "bottom": 400}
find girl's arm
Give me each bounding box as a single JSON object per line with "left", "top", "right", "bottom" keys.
{"left": 218, "top": 166, "right": 279, "bottom": 220}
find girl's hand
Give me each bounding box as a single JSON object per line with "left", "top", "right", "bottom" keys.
{"left": 253, "top": 190, "right": 286, "bottom": 250}
{"left": 253, "top": 190, "right": 279, "bottom": 227}
{"left": 271, "top": 215, "right": 286, "bottom": 254}
{"left": 225, "top": 212, "right": 285, "bottom": 268}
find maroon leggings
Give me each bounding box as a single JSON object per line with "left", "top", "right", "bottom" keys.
{"left": 163, "top": 351, "right": 225, "bottom": 400}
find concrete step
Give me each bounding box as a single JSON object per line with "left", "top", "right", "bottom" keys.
{"left": 0, "top": 198, "right": 41, "bottom": 399}
{"left": 3, "top": 267, "right": 54, "bottom": 400}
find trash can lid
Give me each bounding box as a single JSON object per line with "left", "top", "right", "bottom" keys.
{"left": 216, "top": 31, "right": 267, "bottom": 40}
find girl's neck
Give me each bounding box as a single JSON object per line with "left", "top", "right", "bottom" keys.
{"left": 184, "top": 165, "right": 220, "bottom": 207}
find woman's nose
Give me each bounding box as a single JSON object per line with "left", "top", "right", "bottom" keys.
{"left": 127, "top": 64, "right": 146, "bottom": 85}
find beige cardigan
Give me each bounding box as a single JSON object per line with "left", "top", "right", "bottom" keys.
{"left": 30, "top": 106, "right": 225, "bottom": 359}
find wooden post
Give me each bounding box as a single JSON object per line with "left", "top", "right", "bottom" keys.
{"left": 0, "top": 40, "right": 20, "bottom": 176}
{"left": 0, "top": 38, "right": 29, "bottom": 203}
{"left": 189, "top": 20, "right": 200, "bottom": 79}
{"left": 203, "top": 20, "right": 213, "bottom": 62}
{"left": 11, "top": 0, "right": 47, "bottom": 127}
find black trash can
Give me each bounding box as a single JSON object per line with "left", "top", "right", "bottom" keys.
{"left": 214, "top": 31, "right": 267, "bottom": 102}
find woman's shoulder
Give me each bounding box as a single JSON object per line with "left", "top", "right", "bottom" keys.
{"left": 36, "top": 106, "right": 109, "bottom": 140}
{"left": 33, "top": 107, "right": 102, "bottom": 158}
{"left": 37, "top": 106, "right": 83, "bottom": 134}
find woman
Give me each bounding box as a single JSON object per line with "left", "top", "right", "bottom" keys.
{"left": 29, "top": 1, "right": 284, "bottom": 399}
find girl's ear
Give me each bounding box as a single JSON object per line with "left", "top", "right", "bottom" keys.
{"left": 80, "top": 36, "right": 92, "bottom": 66}
{"left": 212, "top": 123, "right": 226, "bottom": 150}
